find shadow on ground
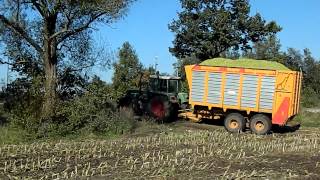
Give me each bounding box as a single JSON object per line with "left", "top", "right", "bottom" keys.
{"left": 0, "top": 116, "right": 7, "bottom": 126}
{"left": 272, "top": 124, "right": 301, "bottom": 134}
{"left": 200, "top": 118, "right": 224, "bottom": 126}
{"left": 0, "top": 102, "right": 8, "bottom": 126}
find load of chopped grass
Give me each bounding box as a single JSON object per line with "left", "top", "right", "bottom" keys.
{"left": 200, "top": 58, "right": 291, "bottom": 71}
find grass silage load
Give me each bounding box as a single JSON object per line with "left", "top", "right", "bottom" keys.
{"left": 200, "top": 58, "right": 290, "bottom": 71}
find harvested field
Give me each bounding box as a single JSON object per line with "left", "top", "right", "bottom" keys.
{"left": 200, "top": 58, "right": 290, "bottom": 71}
{"left": 0, "top": 121, "right": 319, "bottom": 179}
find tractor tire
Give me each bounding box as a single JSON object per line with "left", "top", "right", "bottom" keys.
{"left": 118, "top": 96, "right": 142, "bottom": 116}
{"left": 250, "top": 114, "right": 272, "bottom": 135}
{"left": 224, "top": 113, "right": 246, "bottom": 133}
{"left": 147, "top": 96, "right": 178, "bottom": 123}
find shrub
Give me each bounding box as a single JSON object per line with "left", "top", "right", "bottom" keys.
{"left": 3, "top": 76, "right": 136, "bottom": 138}
{"left": 301, "top": 87, "right": 320, "bottom": 108}
{"left": 86, "top": 108, "right": 136, "bottom": 135}
{"left": 33, "top": 87, "right": 136, "bottom": 137}
{"left": 294, "top": 111, "right": 320, "bottom": 127}
{"left": 0, "top": 126, "right": 32, "bottom": 145}
{"left": 3, "top": 77, "right": 43, "bottom": 133}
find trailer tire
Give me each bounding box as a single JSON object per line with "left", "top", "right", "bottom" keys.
{"left": 250, "top": 114, "right": 272, "bottom": 135}
{"left": 224, "top": 113, "right": 246, "bottom": 133}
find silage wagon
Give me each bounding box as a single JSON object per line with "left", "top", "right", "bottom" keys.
{"left": 183, "top": 58, "right": 302, "bottom": 134}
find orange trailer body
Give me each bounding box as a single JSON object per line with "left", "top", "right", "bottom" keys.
{"left": 184, "top": 65, "right": 302, "bottom": 126}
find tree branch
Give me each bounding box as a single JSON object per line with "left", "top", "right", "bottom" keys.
{"left": 53, "top": 13, "right": 106, "bottom": 44}
{"left": 21, "top": 0, "right": 47, "bottom": 17}
{"left": 0, "top": 15, "right": 43, "bottom": 54}
{"left": 52, "top": 0, "right": 62, "bottom": 15}
{"left": 30, "top": 0, "right": 46, "bottom": 17}
{"left": 66, "top": 63, "right": 95, "bottom": 72}
{"left": 0, "top": 59, "right": 27, "bottom": 66}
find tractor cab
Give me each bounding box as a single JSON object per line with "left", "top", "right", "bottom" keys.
{"left": 149, "top": 75, "right": 181, "bottom": 94}
{"left": 149, "top": 75, "right": 188, "bottom": 106}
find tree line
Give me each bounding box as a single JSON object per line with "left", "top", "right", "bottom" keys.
{"left": 0, "top": 0, "right": 319, "bottom": 138}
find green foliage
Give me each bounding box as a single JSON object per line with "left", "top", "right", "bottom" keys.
{"left": 294, "top": 111, "right": 320, "bottom": 127}
{"left": 175, "top": 55, "right": 201, "bottom": 92}
{"left": 49, "top": 96, "right": 135, "bottom": 137}
{"left": 282, "top": 48, "right": 320, "bottom": 96}
{"left": 176, "top": 55, "right": 200, "bottom": 77}
{"left": 243, "top": 35, "right": 284, "bottom": 62}
{"left": 221, "top": 47, "right": 241, "bottom": 60}
{"left": 283, "top": 48, "right": 303, "bottom": 71}
{"left": 0, "top": 126, "right": 32, "bottom": 145}
{"left": 0, "top": 0, "right": 135, "bottom": 117}
{"left": 169, "top": 0, "right": 281, "bottom": 60}
{"left": 58, "top": 69, "right": 87, "bottom": 100}
{"left": 4, "top": 77, "right": 43, "bottom": 133}
{"left": 112, "top": 42, "right": 143, "bottom": 98}
{"left": 302, "top": 49, "right": 320, "bottom": 94}
{"left": 3, "top": 70, "right": 87, "bottom": 133}
{"left": 3, "top": 75, "right": 135, "bottom": 138}
{"left": 301, "top": 87, "right": 320, "bottom": 108}
{"left": 38, "top": 77, "right": 135, "bottom": 137}
{"left": 86, "top": 109, "right": 136, "bottom": 135}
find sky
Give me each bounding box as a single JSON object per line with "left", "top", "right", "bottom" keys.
{"left": 1, "top": 0, "right": 320, "bottom": 84}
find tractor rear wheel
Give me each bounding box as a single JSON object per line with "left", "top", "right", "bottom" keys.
{"left": 224, "top": 113, "right": 246, "bottom": 133}
{"left": 147, "top": 96, "right": 178, "bottom": 123}
{"left": 250, "top": 114, "right": 272, "bottom": 135}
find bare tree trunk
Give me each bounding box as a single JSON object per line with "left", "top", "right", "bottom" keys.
{"left": 42, "top": 16, "right": 58, "bottom": 118}
{"left": 42, "top": 54, "right": 57, "bottom": 118}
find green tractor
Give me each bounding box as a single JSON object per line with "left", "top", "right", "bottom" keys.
{"left": 117, "top": 74, "right": 188, "bottom": 122}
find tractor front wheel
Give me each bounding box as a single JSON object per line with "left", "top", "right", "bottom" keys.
{"left": 147, "top": 96, "right": 178, "bottom": 123}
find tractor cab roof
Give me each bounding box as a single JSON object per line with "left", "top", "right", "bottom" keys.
{"left": 150, "top": 75, "right": 181, "bottom": 80}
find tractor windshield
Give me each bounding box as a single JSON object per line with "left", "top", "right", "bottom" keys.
{"left": 168, "top": 80, "right": 179, "bottom": 93}
{"left": 149, "top": 78, "right": 180, "bottom": 93}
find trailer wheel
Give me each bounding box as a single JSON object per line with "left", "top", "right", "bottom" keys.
{"left": 250, "top": 114, "right": 272, "bottom": 135}
{"left": 224, "top": 113, "right": 246, "bottom": 133}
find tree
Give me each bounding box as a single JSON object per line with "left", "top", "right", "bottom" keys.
{"left": 112, "top": 42, "right": 143, "bottom": 98}
{"left": 302, "top": 49, "right": 320, "bottom": 94}
{"left": 283, "top": 48, "right": 303, "bottom": 71}
{"left": 0, "top": 0, "right": 135, "bottom": 117}
{"left": 282, "top": 48, "right": 320, "bottom": 93}
{"left": 242, "top": 34, "right": 285, "bottom": 63}
{"left": 221, "top": 47, "right": 241, "bottom": 59}
{"left": 245, "top": 35, "right": 282, "bottom": 60}
{"left": 175, "top": 55, "right": 200, "bottom": 79}
{"left": 169, "top": 0, "right": 281, "bottom": 61}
